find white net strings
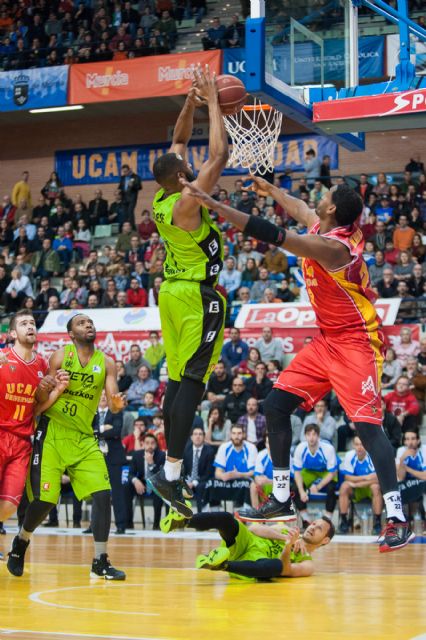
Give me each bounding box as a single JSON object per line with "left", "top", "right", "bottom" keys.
{"left": 224, "top": 98, "right": 283, "bottom": 175}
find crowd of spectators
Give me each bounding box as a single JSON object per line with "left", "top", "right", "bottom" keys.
{"left": 1, "top": 152, "right": 425, "bottom": 534}
{"left": 0, "top": 0, "right": 247, "bottom": 70}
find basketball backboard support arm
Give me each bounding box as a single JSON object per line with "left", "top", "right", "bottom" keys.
{"left": 245, "top": 1, "right": 366, "bottom": 151}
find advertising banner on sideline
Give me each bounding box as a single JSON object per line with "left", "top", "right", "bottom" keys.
{"left": 55, "top": 134, "right": 338, "bottom": 184}
{"left": 69, "top": 50, "right": 221, "bottom": 104}
{"left": 0, "top": 65, "right": 68, "bottom": 111}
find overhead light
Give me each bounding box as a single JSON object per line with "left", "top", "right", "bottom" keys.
{"left": 29, "top": 105, "right": 84, "bottom": 114}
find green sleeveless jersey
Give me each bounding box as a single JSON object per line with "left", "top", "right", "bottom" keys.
{"left": 152, "top": 189, "right": 223, "bottom": 284}
{"left": 45, "top": 345, "right": 106, "bottom": 436}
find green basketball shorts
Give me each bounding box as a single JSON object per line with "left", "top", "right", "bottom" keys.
{"left": 27, "top": 416, "right": 111, "bottom": 504}
{"left": 159, "top": 279, "right": 226, "bottom": 384}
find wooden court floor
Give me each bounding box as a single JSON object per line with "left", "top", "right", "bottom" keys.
{"left": 1, "top": 531, "right": 425, "bottom": 640}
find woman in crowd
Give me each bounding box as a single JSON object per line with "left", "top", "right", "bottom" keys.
{"left": 241, "top": 257, "right": 259, "bottom": 288}
{"left": 394, "top": 250, "right": 415, "bottom": 282}
{"left": 382, "top": 347, "right": 403, "bottom": 390}
{"left": 41, "top": 171, "right": 62, "bottom": 202}
{"left": 204, "top": 406, "right": 231, "bottom": 448}
{"left": 237, "top": 346, "right": 262, "bottom": 376}
{"left": 411, "top": 233, "right": 426, "bottom": 263}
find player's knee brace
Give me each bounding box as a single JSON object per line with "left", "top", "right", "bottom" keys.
{"left": 264, "top": 389, "right": 301, "bottom": 432}
{"left": 23, "top": 499, "right": 56, "bottom": 532}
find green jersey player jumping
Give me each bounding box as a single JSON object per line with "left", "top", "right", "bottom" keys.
{"left": 7, "top": 314, "right": 126, "bottom": 580}
{"left": 148, "top": 65, "right": 229, "bottom": 517}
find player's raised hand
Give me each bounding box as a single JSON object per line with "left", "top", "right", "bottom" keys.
{"left": 292, "top": 536, "right": 307, "bottom": 556}
{"left": 246, "top": 174, "right": 275, "bottom": 197}
{"left": 187, "top": 86, "right": 207, "bottom": 108}
{"left": 179, "top": 178, "right": 217, "bottom": 210}
{"left": 285, "top": 527, "right": 300, "bottom": 546}
{"left": 110, "top": 392, "right": 126, "bottom": 412}
{"left": 193, "top": 64, "right": 217, "bottom": 103}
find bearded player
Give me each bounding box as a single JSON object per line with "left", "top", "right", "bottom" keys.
{"left": 148, "top": 65, "right": 228, "bottom": 517}
{"left": 7, "top": 313, "right": 126, "bottom": 579}
{"left": 0, "top": 310, "right": 58, "bottom": 556}
{"left": 181, "top": 177, "right": 413, "bottom": 553}
{"left": 160, "top": 509, "right": 334, "bottom": 580}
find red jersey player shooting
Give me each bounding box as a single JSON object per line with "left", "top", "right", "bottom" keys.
{"left": 0, "top": 310, "right": 67, "bottom": 531}
{"left": 181, "top": 176, "right": 413, "bottom": 553}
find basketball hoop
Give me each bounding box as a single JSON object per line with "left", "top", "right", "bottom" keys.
{"left": 223, "top": 98, "right": 282, "bottom": 176}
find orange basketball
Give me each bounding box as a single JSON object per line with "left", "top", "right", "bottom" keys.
{"left": 216, "top": 74, "right": 247, "bottom": 116}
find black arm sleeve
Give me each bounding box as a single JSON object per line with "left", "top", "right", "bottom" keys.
{"left": 245, "top": 216, "right": 287, "bottom": 247}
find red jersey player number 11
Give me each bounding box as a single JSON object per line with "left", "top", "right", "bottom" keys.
{"left": 0, "top": 310, "right": 56, "bottom": 527}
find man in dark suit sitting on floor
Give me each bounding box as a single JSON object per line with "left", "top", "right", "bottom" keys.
{"left": 183, "top": 426, "right": 216, "bottom": 513}
{"left": 125, "top": 433, "right": 166, "bottom": 530}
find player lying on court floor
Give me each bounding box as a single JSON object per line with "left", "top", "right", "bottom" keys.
{"left": 160, "top": 510, "right": 334, "bottom": 580}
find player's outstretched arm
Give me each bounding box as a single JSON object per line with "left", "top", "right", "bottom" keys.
{"left": 104, "top": 356, "right": 126, "bottom": 413}
{"left": 247, "top": 175, "right": 318, "bottom": 230}
{"left": 169, "top": 80, "right": 206, "bottom": 157}
{"left": 180, "top": 179, "right": 349, "bottom": 271}
{"left": 248, "top": 523, "right": 289, "bottom": 542}
{"left": 175, "top": 67, "right": 228, "bottom": 225}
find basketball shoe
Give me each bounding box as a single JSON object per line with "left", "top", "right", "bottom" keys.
{"left": 160, "top": 509, "right": 188, "bottom": 534}
{"left": 196, "top": 547, "right": 230, "bottom": 571}
{"left": 378, "top": 520, "right": 415, "bottom": 553}
{"left": 236, "top": 495, "right": 297, "bottom": 523}
{"left": 147, "top": 468, "right": 193, "bottom": 518}
{"left": 7, "top": 536, "right": 30, "bottom": 577}
{"left": 90, "top": 554, "right": 126, "bottom": 580}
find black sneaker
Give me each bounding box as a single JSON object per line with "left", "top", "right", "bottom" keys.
{"left": 43, "top": 521, "right": 59, "bottom": 527}
{"left": 0, "top": 522, "right": 6, "bottom": 535}
{"left": 378, "top": 520, "right": 415, "bottom": 553}
{"left": 90, "top": 554, "right": 126, "bottom": 580}
{"left": 7, "top": 536, "right": 30, "bottom": 577}
{"left": 147, "top": 468, "right": 193, "bottom": 518}
{"left": 338, "top": 519, "right": 350, "bottom": 535}
{"left": 236, "top": 495, "right": 297, "bottom": 522}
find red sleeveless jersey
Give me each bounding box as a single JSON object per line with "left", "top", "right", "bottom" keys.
{"left": 302, "top": 222, "right": 380, "bottom": 334}
{"left": 0, "top": 347, "right": 48, "bottom": 439}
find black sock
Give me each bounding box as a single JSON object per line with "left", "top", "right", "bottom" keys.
{"left": 264, "top": 389, "right": 302, "bottom": 469}
{"left": 21, "top": 499, "right": 56, "bottom": 533}
{"left": 226, "top": 559, "right": 283, "bottom": 579}
{"left": 354, "top": 422, "right": 399, "bottom": 495}
{"left": 162, "top": 379, "right": 180, "bottom": 447}
{"left": 167, "top": 376, "right": 205, "bottom": 459}
{"left": 91, "top": 490, "right": 111, "bottom": 542}
{"left": 189, "top": 512, "right": 239, "bottom": 546}
{"left": 341, "top": 513, "right": 348, "bottom": 522}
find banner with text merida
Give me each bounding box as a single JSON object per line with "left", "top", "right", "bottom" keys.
{"left": 69, "top": 50, "right": 221, "bottom": 104}
{"left": 55, "top": 134, "right": 338, "bottom": 184}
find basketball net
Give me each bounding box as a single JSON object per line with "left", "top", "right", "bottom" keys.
{"left": 223, "top": 98, "right": 282, "bottom": 176}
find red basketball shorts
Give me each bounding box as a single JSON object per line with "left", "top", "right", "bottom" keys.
{"left": 274, "top": 331, "right": 385, "bottom": 425}
{"left": 0, "top": 431, "right": 32, "bottom": 506}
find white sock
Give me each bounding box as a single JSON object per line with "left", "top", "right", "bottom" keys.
{"left": 272, "top": 468, "right": 290, "bottom": 503}
{"left": 94, "top": 542, "right": 107, "bottom": 559}
{"left": 164, "top": 459, "right": 182, "bottom": 481}
{"left": 383, "top": 491, "right": 405, "bottom": 522}
{"left": 18, "top": 528, "right": 32, "bottom": 542}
